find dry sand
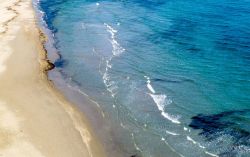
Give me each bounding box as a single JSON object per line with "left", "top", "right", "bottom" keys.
{"left": 0, "top": 0, "right": 106, "bottom": 156}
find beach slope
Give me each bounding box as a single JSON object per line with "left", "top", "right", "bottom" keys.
{"left": 0, "top": 0, "right": 105, "bottom": 156}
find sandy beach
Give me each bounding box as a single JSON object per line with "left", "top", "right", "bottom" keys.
{"left": 0, "top": 0, "right": 106, "bottom": 156}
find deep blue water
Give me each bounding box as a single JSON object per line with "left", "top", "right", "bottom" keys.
{"left": 35, "top": 0, "right": 250, "bottom": 156}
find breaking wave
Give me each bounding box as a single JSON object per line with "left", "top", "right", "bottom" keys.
{"left": 145, "top": 76, "right": 181, "bottom": 124}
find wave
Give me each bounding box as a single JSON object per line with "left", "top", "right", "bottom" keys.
{"left": 102, "top": 59, "right": 118, "bottom": 97}
{"left": 187, "top": 136, "right": 197, "bottom": 144}
{"left": 149, "top": 94, "right": 167, "bottom": 111}
{"left": 101, "top": 23, "right": 126, "bottom": 98}
{"left": 161, "top": 112, "right": 181, "bottom": 124}
{"left": 187, "top": 136, "right": 206, "bottom": 149}
{"left": 150, "top": 94, "right": 180, "bottom": 124}
{"left": 166, "top": 130, "right": 179, "bottom": 136}
{"left": 205, "top": 151, "right": 219, "bottom": 157}
{"left": 145, "top": 76, "right": 181, "bottom": 124}
{"left": 145, "top": 76, "right": 156, "bottom": 93}
{"left": 187, "top": 135, "right": 218, "bottom": 156}
{"left": 104, "top": 23, "right": 125, "bottom": 56}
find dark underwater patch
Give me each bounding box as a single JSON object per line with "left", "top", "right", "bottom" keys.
{"left": 151, "top": 76, "right": 195, "bottom": 84}
{"left": 189, "top": 110, "right": 250, "bottom": 156}
{"left": 54, "top": 58, "right": 68, "bottom": 68}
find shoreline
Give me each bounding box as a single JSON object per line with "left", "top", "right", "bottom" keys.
{"left": 0, "top": 0, "right": 106, "bottom": 156}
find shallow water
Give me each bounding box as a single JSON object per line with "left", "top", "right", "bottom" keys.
{"left": 35, "top": 0, "right": 250, "bottom": 156}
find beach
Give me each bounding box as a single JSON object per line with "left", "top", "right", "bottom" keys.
{"left": 1, "top": 0, "right": 249, "bottom": 156}
{"left": 0, "top": 0, "right": 106, "bottom": 156}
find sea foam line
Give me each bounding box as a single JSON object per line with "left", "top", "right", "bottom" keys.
{"left": 187, "top": 136, "right": 197, "bottom": 144}
{"left": 101, "top": 23, "right": 125, "bottom": 98}
{"left": 145, "top": 76, "right": 181, "bottom": 124}
{"left": 145, "top": 76, "right": 156, "bottom": 93}
{"left": 205, "top": 151, "right": 219, "bottom": 157}
{"left": 187, "top": 136, "right": 206, "bottom": 149}
{"left": 104, "top": 23, "right": 125, "bottom": 56}
{"left": 102, "top": 60, "right": 118, "bottom": 97}
{"left": 166, "top": 130, "right": 179, "bottom": 136}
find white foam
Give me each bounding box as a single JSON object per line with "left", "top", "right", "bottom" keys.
{"left": 120, "top": 123, "right": 125, "bottom": 128}
{"left": 105, "top": 23, "right": 117, "bottom": 33}
{"left": 166, "top": 130, "right": 179, "bottom": 136}
{"left": 187, "top": 136, "right": 197, "bottom": 144}
{"left": 184, "top": 127, "right": 188, "bottom": 131}
{"left": 205, "top": 151, "right": 218, "bottom": 157}
{"left": 96, "top": 2, "right": 100, "bottom": 6}
{"left": 103, "top": 73, "right": 117, "bottom": 97}
{"left": 106, "top": 60, "right": 112, "bottom": 68}
{"left": 187, "top": 135, "right": 206, "bottom": 150}
{"left": 102, "top": 59, "right": 118, "bottom": 97}
{"left": 107, "top": 81, "right": 118, "bottom": 97}
{"left": 104, "top": 23, "right": 125, "bottom": 56}
{"left": 150, "top": 94, "right": 181, "bottom": 124}
{"left": 150, "top": 94, "right": 166, "bottom": 111}
{"left": 198, "top": 144, "right": 206, "bottom": 149}
{"left": 101, "top": 24, "right": 123, "bottom": 97}
{"left": 131, "top": 133, "right": 142, "bottom": 152}
{"left": 161, "top": 112, "right": 181, "bottom": 124}
{"left": 147, "top": 83, "right": 156, "bottom": 93}
{"left": 146, "top": 78, "right": 156, "bottom": 94}
{"left": 146, "top": 75, "right": 180, "bottom": 124}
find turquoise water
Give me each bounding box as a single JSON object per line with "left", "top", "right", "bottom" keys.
{"left": 35, "top": 0, "right": 250, "bottom": 156}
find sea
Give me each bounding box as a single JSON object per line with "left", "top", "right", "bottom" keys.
{"left": 33, "top": 0, "right": 250, "bottom": 156}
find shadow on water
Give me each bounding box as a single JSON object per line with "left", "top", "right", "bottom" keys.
{"left": 189, "top": 109, "right": 250, "bottom": 156}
